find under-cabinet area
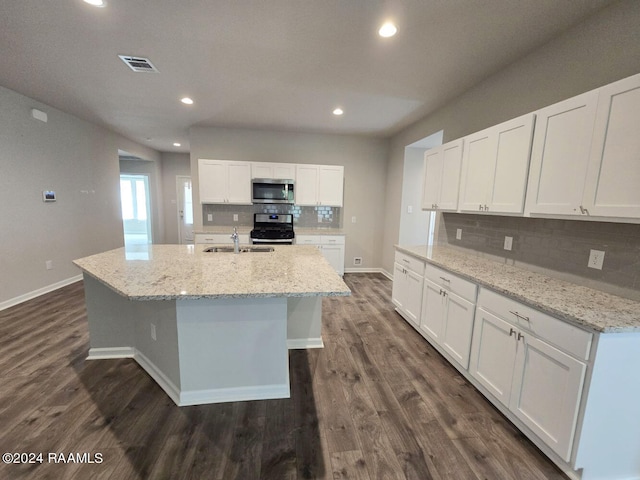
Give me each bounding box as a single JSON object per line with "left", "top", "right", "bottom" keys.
{"left": 392, "top": 245, "right": 640, "bottom": 480}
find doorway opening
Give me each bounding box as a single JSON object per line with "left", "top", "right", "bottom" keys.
{"left": 399, "top": 130, "right": 443, "bottom": 246}
{"left": 176, "top": 176, "right": 194, "bottom": 244}
{"left": 120, "top": 174, "right": 152, "bottom": 246}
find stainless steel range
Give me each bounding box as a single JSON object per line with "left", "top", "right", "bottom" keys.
{"left": 250, "top": 213, "right": 295, "bottom": 244}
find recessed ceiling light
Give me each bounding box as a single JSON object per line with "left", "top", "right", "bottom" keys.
{"left": 378, "top": 22, "right": 397, "bottom": 38}
{"left": 333, "top": 108, "right": 344, "bottom": 116}
{"left": 173, "top": 142, "right": 181, "bottom": 147}
{"left": 83, "top": 0, "right": 106, "bottom": 7}
{"left": 181, "top": 97, "right": 194, "bottom": 105}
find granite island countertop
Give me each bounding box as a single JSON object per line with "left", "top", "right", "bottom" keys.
{"left": 74, "top": 244, "right": 350, "bottom": 301}
{"left": 396, "top": 245, "right": 640, "bottom": 334}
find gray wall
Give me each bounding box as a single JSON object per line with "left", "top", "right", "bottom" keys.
{"left": 0, "top": 85, "right": 160, "bottom": 307}
{"left": 190, "top": 127, "right": 389, "bottom": 271}
{"left": 383, "top": 0, "right": 640, "bottom": 275}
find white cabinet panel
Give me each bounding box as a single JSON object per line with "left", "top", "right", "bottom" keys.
{"left": 510, "top": 334, "right": 586, "bottom": 462}
{"left": 441, "top": 291, "right": 475, "bottom": 369}
{"left": 198, "top": 159, "right": 251, "bottom": 205}
{"left": 297, "top": 234, "right": 345, "bottom": 275}
{"left": 469, "top": 308, "right": 517, "bottom": 406}
{"left": 251, "top": 162, "right": 296, "bottom": 180}
{"left": 295, "top": 165, "right": 344, "bottom": 207}
{"left": 525, "top": 91, "right": 599, "bottom": 216}
{"left": 459, "top": 130, "right": 495, "bottom": 212}
{"left": 421, "top": 139, "right": 463, "bottom": 211}
{"left": 583, "top": 74, "right": 640, "bottom": 218}
{"left": 420, "top": 278, "right": 446, "bottom": 341}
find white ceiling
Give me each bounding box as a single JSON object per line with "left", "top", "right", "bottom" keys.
{"left": 0, "top": 0, "right": 614, "bottom": 152}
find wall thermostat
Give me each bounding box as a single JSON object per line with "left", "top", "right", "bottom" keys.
{"left": 43, "top": 191, "right": 56, "bottom": 202}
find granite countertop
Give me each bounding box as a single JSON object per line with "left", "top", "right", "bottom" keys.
{"left": 194, "top": 227, "right": 345, "bottom": 236}
{"left": 74, "top": 245, "right": 351, "bottom": 301}
{"left": 395, "top": 245, "right": 640, "bottom": 334}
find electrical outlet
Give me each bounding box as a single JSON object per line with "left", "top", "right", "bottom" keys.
{"left": 233, "top": 214, "right": 238, "bottom": 222}
{"left": 456, "top": 229, "right": 462, "bottom": 240}
{"left": 45, "top": 260, "right": 53, "bottom": 270}
{"left": 504, "top": 236, "right": 513, "bottom": 251}
{"left": 150, "top": 323, "right": 157, "bottom": 341}
{"left": 407, "top": 206, "right": 413, "bottom": 214}
{"left": 351, "top": 216, "right": 357, "bottom": 223}
{"left": 353, "top": 257, "right": 362, "bottom": 266}
{"left": 588, "top": 249, "right": 605, "bottom": 270}
{"left": 207, "top": 214, "right": 213, "bottom": 222}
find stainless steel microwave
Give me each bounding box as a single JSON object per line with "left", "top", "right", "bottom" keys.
{"left": 251, "top": 178, "right": 295, "bottom": 204}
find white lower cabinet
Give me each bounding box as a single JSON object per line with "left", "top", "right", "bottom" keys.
{"left": 392, "top": 251, "right": 425, "bottom": 328}
{"left": 296, "top": 234, "right": 345, "bottom": 275}
{"left": 469, "top": 288, "right": 590, "bottom": 462}
{"left": 419, "top": 264, "right": 477, "bottom": 369}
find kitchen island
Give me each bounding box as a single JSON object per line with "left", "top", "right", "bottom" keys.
{"left": 73, "top": 244, "right": 350, "bottom": 406}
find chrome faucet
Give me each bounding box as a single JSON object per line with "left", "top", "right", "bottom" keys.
{"left": 230, "top": 227, "right": 240, "bottom": 254}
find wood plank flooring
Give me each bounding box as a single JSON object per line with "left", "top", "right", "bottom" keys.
{"left": 0, "top": 274, "right": 568, "bottom": 479}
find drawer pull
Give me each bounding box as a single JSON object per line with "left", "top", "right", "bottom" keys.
{"left": 509, "top": 310, "right": 530, "bottom": 322}
{"left": 402, "top": 259, "right": 410, "bottom": 263}
{"left": 439, "top": 276, "right": 450, "bottom": 282}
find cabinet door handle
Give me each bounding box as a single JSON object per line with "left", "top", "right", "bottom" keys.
{"left": 484, "top": 204, "right": 489, "bottom": 211}
{"left": 509, "top": 327, "right": 516, "bottom": 337}
{"left": 517, "top": 332, "right": 525, "bottom": 342}
{"left": 479, "top": 204, "right": 483, "bottom": 211}
{"left": 509, "top": 310, "right": 530, "bottom": 322}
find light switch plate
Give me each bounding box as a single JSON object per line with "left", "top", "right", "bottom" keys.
{"left": 504, "top": 236, "right": 513, "bottom": 251}
{"left": 456, "top": 229, "right": 462, "bottom": 240}
{"left": 588, "top": 249, "right": 605, "bottom": 270}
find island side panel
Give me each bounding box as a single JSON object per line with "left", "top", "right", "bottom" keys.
{"left": 132, "top": 299, "right": 181, "bottom": 401}
{"left": 287, "top": 296, "right": 323, "bottom": 349}
{"left": 175, "top": 297, "right": 289, "bottom": 406}
{"left": 83, "top": 274, "right": 135, "bottom": 358}
{"left": 573, "top": 331, "right": 640, "bottom": 480}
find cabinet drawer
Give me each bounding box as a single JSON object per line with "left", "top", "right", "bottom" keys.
{"left": 478, "top": 288, "right": 592, "bottom": 360}
{"left": 321, "top": 235, "right": 345, "bottom": 246}
{"left": 296, "top": 235, "right": 321, "bottom": 245}
{"left": 394, "top": 251, "right": 425, "bottom": 276}
{"left": 195, "top": 233, "right": 249, "bottom": 244}
{"left": 425, "top": 264, "right": 477, "bottom": 303}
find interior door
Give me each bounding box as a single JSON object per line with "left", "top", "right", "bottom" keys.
{"left": 177, "top": 176, "right": 194, "bottom": 244}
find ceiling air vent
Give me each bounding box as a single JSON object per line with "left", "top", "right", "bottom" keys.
{"left": 118, "top": 55, "right": 159, "bottom": 73}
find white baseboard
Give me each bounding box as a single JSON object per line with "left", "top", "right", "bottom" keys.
{"left": 87, "top": 347, "right": 135, "bottom": 359}
{"left": 178, "top": 383, "right": 290, "bottom": 406}
{"left": 87, "top": 347, "right": 290, "bottom": 407}
{"left": 287, "top": 337, "right": 324, "bottom": 349}
{"left": 344, "top": 267, "right": 384, "bottom": 274}
{"left": 0, "top": 275, "right": 83, "bottom": 311}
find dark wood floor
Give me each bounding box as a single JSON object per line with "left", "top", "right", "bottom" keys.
{"left": 0, "top": 274, "right": 568, "bottom": 480}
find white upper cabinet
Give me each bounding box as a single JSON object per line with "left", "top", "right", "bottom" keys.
{"left": 198, "top": 159, "right": 252, "bottom": 205}
{"left": 295, "top": 164, "right": 344, "bottom": 207}
{"left": 525, "top": 90, "right": 599, "bottom": 216}
{"left": 421, "top": 139, "right": 463, "bottom": 211}
{"left": 581, "top": 74, "right": 640, "bottom": 219}
{"left": 251, "top": 162, "right": 296, "bottom": 180}
{"left": 460, "top": 114, "right": 536, "bottom": 214}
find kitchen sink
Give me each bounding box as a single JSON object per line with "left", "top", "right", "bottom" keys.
{"left": 203, "top": 246, "right": 275, "bottom": 253}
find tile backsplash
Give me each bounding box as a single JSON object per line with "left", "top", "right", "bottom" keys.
{"left": 438, "top": 213, "right": 640, "bottom": 300}
{"left": 202, "top": 204, "right": 341, "bottom": 229}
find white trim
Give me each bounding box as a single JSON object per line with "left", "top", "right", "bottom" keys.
{"left": 0, "top": 275, "right": 83, "bottom": 311}
{"left": 344, "top": 267, "right": 389, "bottom": 275}
{"left": 287, "top": 337, "right": 324, "bottom": 349}
{"left": 87, "top": 346, "right": 135, "bottom": 359}
{"left": 134, "top": 349, "right": 182, "bottom": 406}
{"left": 178, "top": 384, "right": 290, "bottom": 406}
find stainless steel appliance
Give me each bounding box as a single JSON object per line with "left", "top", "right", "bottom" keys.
{"left": 250, "top": 213, "right": 295, "bottom": 244}
{"left": 251, "top": 178, "right": 295, "bottom": 204}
